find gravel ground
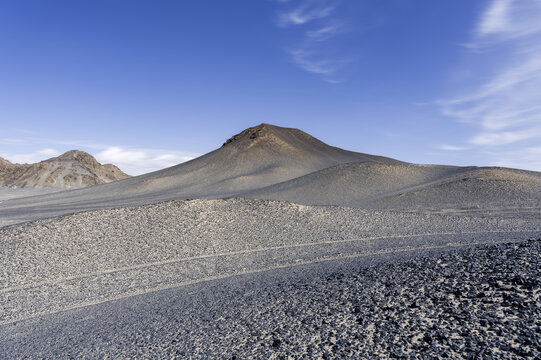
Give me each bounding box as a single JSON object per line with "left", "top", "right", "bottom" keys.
{"left": 1, "top": 198, "right": 539, "bottom": 325}
{"left": 0, "top": 187, "right": 60, "bottom": 201}
{"left": 1, "top": 239, "right": 539, "bottom": 359}
{"left": 2, "top": 198, "right": 537, "bottom": 290}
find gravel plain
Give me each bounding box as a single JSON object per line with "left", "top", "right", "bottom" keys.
{"left": 1, "top": 198, "right": 539, "bottom": 324}
{"left": 1, "top": 238, "right": 539, "bottom": 359}
{"left": 0, "top": 198, "right": 539, "bottom": 358}
{"left": 0, "top": 187, "right": 60, "bottom": 201}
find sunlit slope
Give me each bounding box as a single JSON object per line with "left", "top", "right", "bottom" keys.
{"left": 368, "top": 167, "right": 541, "bottom": 210}
{"left": 247, "top": 164, "right": 541, "bottom": 210}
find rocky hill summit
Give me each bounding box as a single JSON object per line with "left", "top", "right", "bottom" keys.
{"left": 0, "top": 157, "right": 13, "bottom": 167}
{"left": 222, "top": 123, "right": 319, "bottom": 147}
{"left": 0, "top": 150, "right": 130, "bottom": 189}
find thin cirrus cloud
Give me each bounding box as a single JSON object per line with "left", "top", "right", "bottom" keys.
{"left": 277, "top": 2, "right": 335, "bottom": 26}
{"left": 306, "top": 23, "right": 342, "bottom": 41}
{"left": 477, "top": 0, "right": 541, "bottom": 39}
{"left": 437, "top": 0, "right": 541, "bottom": 170}
{"left": 276, "top": 0, "right": 350, "bottom": 83}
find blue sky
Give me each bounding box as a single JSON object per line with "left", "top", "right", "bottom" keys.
{"left": 1, "top": 0, "right": 540, "bottom": 175}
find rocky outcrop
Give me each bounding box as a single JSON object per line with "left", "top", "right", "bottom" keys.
{"left": 0, "top": 150, "right": 130, "bottom": 189}
{"left": 0, "top": 157, "right": 13, "bottom": 168}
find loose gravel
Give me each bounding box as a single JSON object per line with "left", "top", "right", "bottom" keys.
{"left": 1, "top": 198, "right": 539, "bottom": 325}
{"left": 1, "top": 239, "right": 539, "bottom": 359}
{"left": 2, "top": 198, "right": 537, "bottom": 290}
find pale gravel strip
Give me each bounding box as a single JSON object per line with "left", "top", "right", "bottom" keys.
{"left": 1, "top": 232, "right": 538, "bottom": 325}
{"left": 2, "top": 198, "right": 539, "bottom": 290}
{"left": 1, "top": 229, "right": 537, "bottom": 294}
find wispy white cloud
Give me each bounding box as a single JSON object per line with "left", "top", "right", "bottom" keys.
{"left": 278, "top": 1, "right": 335, "bottom": 27}
{"left": 1, "top": 144, "right": 197, "bottom": 176}
{"left": 276, "top": 0, "right": 351, "bottom": 82}
{"left": 0, "top": 138, "right": 25, "bottom": 145}
{"left": 305, "top": 22, "right": 343, "bottom": 41}
{"left": 469, "top": 127, "right": 541, "bottom": 146}
{"left": 48, "top": 140, "right": 198, "bottom": 175}
{"left": 95, "top": 146, "right": 195, "bottom": 175}
{"left": 437, "top": 0, "right": 541, "bottom": 170}
{"left": 438, "top": 145, "right": 469, "bottom": 151}
{"left": 96, "top": 147, "right": 147, "bottom": 165}
{"left": 489, "top": 146, "right": 541, "bottom": 171}
{"left": 290, "top": 49, "right": 338, "bottom": 75}
{"left": 2, "top": 148, "right": 60, "bottom": 164}
{"left": 477, "top": 0, "right": 513, "bottom": 36}
{"left": 477, "top": 0, "right": 541, "bottom": 40}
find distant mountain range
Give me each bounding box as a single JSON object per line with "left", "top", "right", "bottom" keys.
{"left": 0, "top": 150, "right": 130, "bottom": 189}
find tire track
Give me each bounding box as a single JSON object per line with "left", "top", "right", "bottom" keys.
{"left": 1, "top": 229, "right": 537, "bottom": 293}
{"left": 1, "top": 231, "right": 538, "bottom": 325}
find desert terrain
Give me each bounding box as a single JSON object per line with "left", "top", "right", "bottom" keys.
{"left": 0, "top": 150, "right": 129, "bottom": 201}
{"left": 0, "top": 124, "right": 540, "bottom": 358}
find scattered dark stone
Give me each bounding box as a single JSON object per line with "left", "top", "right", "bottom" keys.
{"left": 4, "top": 238, "right": 540, "bottom": 359}
{"left": 271, "top": 338, "right": 281, "bottom": 348}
